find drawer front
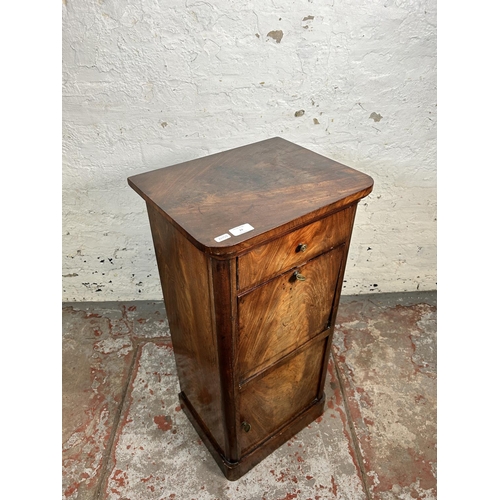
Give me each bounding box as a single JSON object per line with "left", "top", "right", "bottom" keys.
{"left": 238, "top": 205, "right": 355, "bottom": 290}
{"left": 239, "top": 338, "right": 326, "bottom": 455}
{"left": 237, "top": 245, "right": 344, "bottom": 383}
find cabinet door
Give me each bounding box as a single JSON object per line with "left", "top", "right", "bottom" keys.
{"left": 237, "top": 245, "right": 344, "bottom": 382}
{"left": 238, "top": 339, "right": 326, "bottom": 455}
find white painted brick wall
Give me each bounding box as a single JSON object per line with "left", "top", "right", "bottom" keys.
{"left": 62, "top": 0, "right": 436, "bottom": 301}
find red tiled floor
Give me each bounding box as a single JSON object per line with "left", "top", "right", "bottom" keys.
{"left": 62, "top": 302, "right": 169, "bottom": 499}
{"left": 334, "top": 294, "right": 437, "bottom": 499}
{"left": 101, "top": 342, "right": 365, "bottom": 499}
{"left": 62, "top": 292, "right": 436, "bottom": 500}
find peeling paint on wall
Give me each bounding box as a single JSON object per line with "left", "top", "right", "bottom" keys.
{"left": 62, "top": 0, "right": 437, "bottom": 301}
{"left": 267, "top": 30, "right": 284, "bottom": 43}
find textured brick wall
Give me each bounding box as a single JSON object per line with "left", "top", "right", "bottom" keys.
{"left": 62, "top": 0, "right": 436, "bottom": 301}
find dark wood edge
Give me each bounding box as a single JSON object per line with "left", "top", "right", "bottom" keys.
{"left": 210, "top": 257, "right": 239, "bottom": 461}
{"left": 318, "top": 204, "right": 358, "bottom": 396}
{"left": 229, "top": 258, "right": 242, "bottom": 459}
{"left": 330, "top": 204, "right": 358, "bottom": 328}
{"left": 327, "top": 243, "right": 348, "bottom": 329}
{"left": 318, "top": 334, "right": 336, "bottom": 401}
{"left": 317, "top": 257, "right": 345, "bottom": 397}
{"left": 131, "top": 180, "right": 372, "bottom": 259}
{"left": 239, "top": 328, "right": 331, "bottom": 389}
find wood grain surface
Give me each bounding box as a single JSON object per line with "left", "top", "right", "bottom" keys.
{"left": 147, "top": 203, "right": 225, "bottom": 451}
{"left": 237, "top": 245, "right": 344, "bottom": 382}
{"left": 238, "top": 338, "right": 326, "bottom": 454}
{"left": 130, "top": 138, "right": 373, "bottom": 479}
{"left": 128, "top": 137, "right": 373, "bottom": 256}
{"left": 238, "top": 205, "right": 355, "bottom": 290}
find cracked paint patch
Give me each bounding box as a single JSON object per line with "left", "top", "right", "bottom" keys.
{"left": 63, "top": 302, "right": 170, "bottom": 340}
{"left": 333, "top": 295, "right": 437, "bottom": 499}
{"left": 62, "top": 302, "right": 170, "bottom": 499}
{"left": 153, "top": 414, "right": 173, "bottom": 432}
{"left": 94, "top": 337, "right": 133, "bottom": 356}
{"left": 62, "top": 311, "right": 135, "bottom": 499}
{"left": 63, "top": 294, "right": 436, "bottom": 499}
{"left": 104, "top": 342, "right": 365, "bottom": 499}
{"left": 267, "top": 30, "right": 284, "bottom": 43}
{"left": 62, "top": 0, "right": 436, "bottom": 302}
{"left": 302, "top": 15, "right": 315, "bottom": 29}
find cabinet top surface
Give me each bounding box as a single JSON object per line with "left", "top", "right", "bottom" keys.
{"left": 128, "top": 137, "right": 373, "bottom": 255}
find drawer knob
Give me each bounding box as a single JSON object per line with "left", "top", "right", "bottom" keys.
{"left": 293, "top": 271, "right": 306, "bottom": 282}
{"left": 241, "top": 421, "right": 251, "bottom": 433}
{"left": 297, "top": 243, "right": 308, "bottom": 253}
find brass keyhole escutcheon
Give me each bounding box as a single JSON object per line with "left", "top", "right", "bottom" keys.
{"left": 241, "top": 421, "right": 251, "bottom": 433}
{"left": 297, "top": 243, "right": 308, "bottom": 253}
{"left": 293, "top": 271, "right": 306, "bottom": 282}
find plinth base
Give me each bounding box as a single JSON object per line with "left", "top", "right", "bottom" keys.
{"left": 179, "top": 391, "right": 326, "bottom": 481}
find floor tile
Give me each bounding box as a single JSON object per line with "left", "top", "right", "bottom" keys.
{"left": 102, "top": 342, "right": 366, "bottom": 500}
{"left": 62, "top": 308, "right": 135, "bottom": 499}
{"left": 62, "top": 302, "right": 169, "bottom": 499}
{"left": 62, "top": 293, "right": 437, "bottom": 500}
{"left": 334, "top": 293, "right": 437, "bottom": 500}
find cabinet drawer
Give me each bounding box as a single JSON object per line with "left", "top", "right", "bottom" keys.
{"left": 237, "top": 245, "right": 344, "bottom": 383}
{"left": 239, "top": 338, "right": 326, "bottom": 455}
{"left": 238, "top": 204, "right": 355, "bottom": 290}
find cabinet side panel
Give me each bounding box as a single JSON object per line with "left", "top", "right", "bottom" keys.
{"left": 147, "top": 203, "right": 225, "bottom": 450}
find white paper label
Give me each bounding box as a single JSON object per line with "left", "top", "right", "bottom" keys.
{"left": 214, "top": 233, "right": 231, "bottom": 242}
{"left": 229, "top": 223, "right": 255, "bottom": 236}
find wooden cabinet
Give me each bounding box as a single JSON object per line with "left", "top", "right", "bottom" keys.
{"left": 128, "top": 137, "right": 373, "bottom": 480}
{"left": 237, "top": 245, "right": 345, "bottom": 382}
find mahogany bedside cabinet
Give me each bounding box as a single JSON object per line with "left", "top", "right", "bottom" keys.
{"left": 128, "top": 137, "right": 373, "bottom": 480}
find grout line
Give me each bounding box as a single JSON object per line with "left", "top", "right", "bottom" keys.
{"left": 332, "top": 349, "right": 372, "bottom": 500}
{"left": 94, "top": 342, "right": 141, "bottom": 500}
